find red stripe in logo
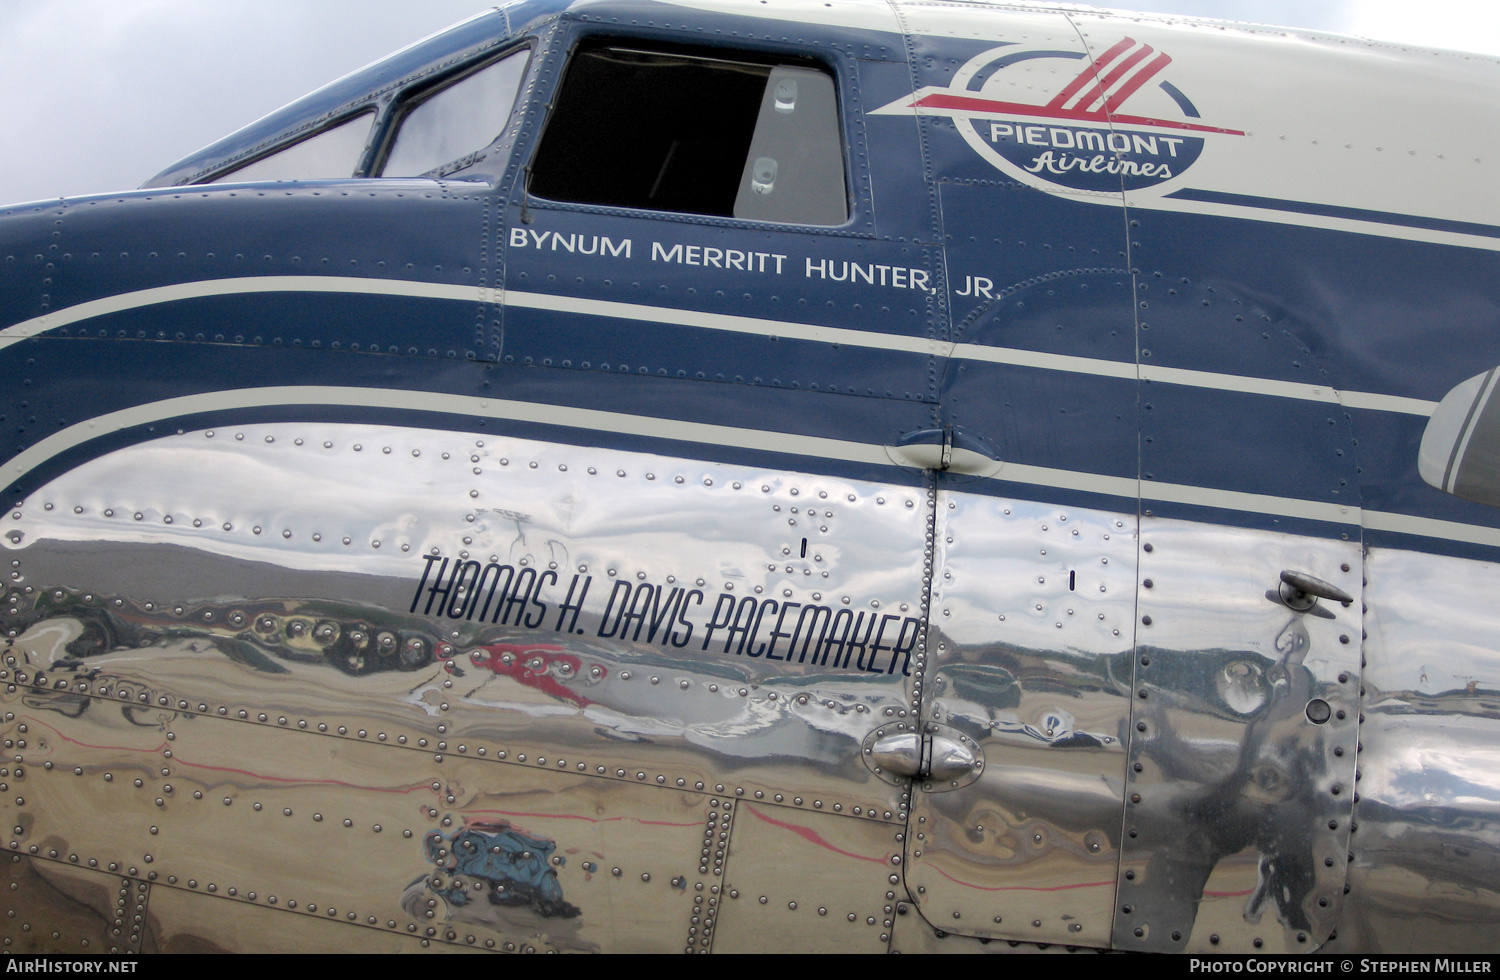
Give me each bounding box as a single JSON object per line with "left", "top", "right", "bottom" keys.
{"left": 1103, "top": 51, "right": 1174, "bottom": 114}
{"left": 909, "top": 91, "right": 1245, "bottom": 136}
{"left": 1073, "top": 43, "right": 1154, "bottom": 112}
{"left": 1046, "top": 36, "right": 1135, "bottom": 109}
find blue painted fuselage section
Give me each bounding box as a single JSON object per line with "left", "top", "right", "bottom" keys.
{"left": 1, "top": 0, "right": 1497, "bottom": 550}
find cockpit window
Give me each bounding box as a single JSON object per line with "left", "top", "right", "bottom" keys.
{"left": 529, "top": 44, "right": 848, "bottom": 225}
{"left": 381, "top": 48, "right": 531, "bottom": 178}
{"left": 211, "top": 112, "right": 375, "bottom": 183}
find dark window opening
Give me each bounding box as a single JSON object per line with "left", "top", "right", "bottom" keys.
{"left": 530, "top": 43, "right": 847, "bottom": 225}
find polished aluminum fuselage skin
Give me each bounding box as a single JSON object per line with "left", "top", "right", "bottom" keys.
{"left": 2, "top": 0, "right": 1499, "bottom": 955}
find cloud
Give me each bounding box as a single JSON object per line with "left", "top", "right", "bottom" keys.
{"left": 3, "top": 0, "right": 1491, "bottom": 206}
{"left": 1345, "top": 0, "right": 1500, "bottom": 55}
{"left": 1088, "top": 0, "right": 1355, "bottom": 33}
{"left": 0, "top": 0, "right": 486, "bottom": 205}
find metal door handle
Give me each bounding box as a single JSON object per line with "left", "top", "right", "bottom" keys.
{"left": 868, "top": 731, "right": 977, "bottom": 780}
{"left": 1278, "top": 569, "right": 1353, "bottom": 610}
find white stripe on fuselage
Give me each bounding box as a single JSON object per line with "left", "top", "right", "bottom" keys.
{"left": 0, "top": 276, "right": 496, "bottom": 347}
{"left": 0, "top": 277, "right": 1438, "bottom": 415}
{"left": 5, "top": 280, "right": 1480, "bottom": 545}
{"left": 6, "top": 383, "right": 1493, "bottom": 549}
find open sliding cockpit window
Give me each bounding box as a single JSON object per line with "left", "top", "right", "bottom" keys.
{"left": 529, "top": 42, "right": 848, "bottom": 226}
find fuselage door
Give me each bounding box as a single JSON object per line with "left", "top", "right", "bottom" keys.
{"left": 1118, "top": 524, "right": 1362, "bottom": 952}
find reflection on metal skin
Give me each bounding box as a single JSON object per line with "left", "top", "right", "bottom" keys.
{"left": 866, "top": 732, "right": 924, "bottom": 781}
{"left": 0, "top": 423, "right": 928, "bottom": 953}
{"left": 0, "top": 856, "right": 138, "bottom": 954}
{"left": 8, "top": 423, "right": 1493, "bottom": 952}
{"left": 906, "top": 495, "right": 1137, "bottom": 947}
{"left": 421, "top": 821, "right": 581, "bottom": 920}
{"left": 1325, "top": 547, "right": 1500, "bottom": 953}
{"left": 927, "top": 731, "right": 980, "bottom": 783}
{"left": 862, "top": 725, "right": 982, "bottom": 788}
{"left": 888, "top": 902, "right": 1109, "bottom": 954}
{"left": 712, "top": 803, "right": 899, "bottom": 953}
{"left": 1118, "top": 519, "right": 1361, "bottom": 953}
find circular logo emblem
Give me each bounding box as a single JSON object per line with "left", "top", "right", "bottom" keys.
{"left": 877, "top": 38, "right": 1241, "bottom": 196}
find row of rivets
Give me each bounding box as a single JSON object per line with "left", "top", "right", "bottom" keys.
{"left": 120, "top": 876, "right": 147, "bottom": 954}
{"left": 898, "top": 483, "right": 939, "bottom": 830}
{"left": 4, "top": 709, "right": 880, "bottom": 955}
{"left": 0, "top": 697, "right": 431, "bottom": 947}
{"left": 0, "top": 856, "right": 140, "bottom": 953}
{"left": 15, "top": 446, "right": 909, "bottom": 567}
{"left": 23, "top": 499, "right": 403, "bottom": 551}
{"left": 11, "top": 840, "right": 570, "bottom": 954}
{"left": 5, "top": 669, "right": 905, "bottom": 824}
{"left": 685, "top": 798, "right": 733, "bottom": 953}
{"left": 724, "top": 883, "right": 900, "bottom": 941}
{"left": 8, "top": 842, "right": 541, "bottom": 951}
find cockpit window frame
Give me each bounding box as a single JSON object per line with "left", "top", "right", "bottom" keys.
{"left": 517, "top": 32, "right": 861, "bottom": 233}
{"left": 206, "top": 108, "right": 379, "bottom": 184}
{"left": 370, "top": 39, "right": 537, "bottom": 181}
{"left": 185, "top": 23, "right": 874, "bottom": 233}
{"left": 194, "top": 37, "right": 537, "bottom": 188}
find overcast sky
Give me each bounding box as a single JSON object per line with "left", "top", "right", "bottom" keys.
{"left": 3, "top": 0, "right": 1498, "bottom": 206}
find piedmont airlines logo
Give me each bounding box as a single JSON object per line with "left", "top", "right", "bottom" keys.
{"left": 875, "top": 37, "right": 1244, "bottom": 194}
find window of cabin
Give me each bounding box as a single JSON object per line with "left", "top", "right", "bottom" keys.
{"left": 211, "top": 111, "right": 375, "bottom": 182}
{"left": 529, "top": 44, "right": 848, "bottom": 226}
{"left": 381, "top": 48, "right": 531, "bottom": 178}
